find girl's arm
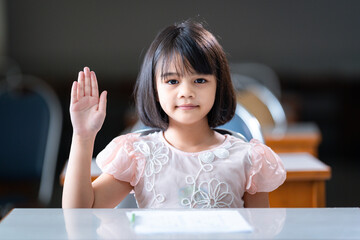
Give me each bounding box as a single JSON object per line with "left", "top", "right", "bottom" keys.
{"left": 243, "top": 192, "right": 270, "bottom": 208}
{"left": 62, "top": 67, "right": 106, "bottom": 208}
{"left": 62, "top": 67, "right": 132, "bottom": 208}
{"left": 62, "top": 133, "right": 97, "bottom": 208}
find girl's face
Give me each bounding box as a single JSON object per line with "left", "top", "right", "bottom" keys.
{"left": 155, "top": 58, "right": 217, "bottom": 128}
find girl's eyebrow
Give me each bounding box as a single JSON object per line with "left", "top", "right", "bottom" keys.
{"left": 161, "top": 72, "right": 180, "bottom": 78}
{"left": 161, "top": 72, "right": 213, "bottom": 79}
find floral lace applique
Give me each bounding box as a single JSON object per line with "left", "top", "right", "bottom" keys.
{"left": 181, "top": 145, "right": 235, "bottom": 208}
{"left": 183, "top": 178, "right": 234, "bottom": 208}
{"left": 133, "top": 140, "right": 169, "bottom": 205}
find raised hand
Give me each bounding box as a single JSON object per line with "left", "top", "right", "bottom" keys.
{"left": 70, "top": 67, "right": 107, "bottom": 138}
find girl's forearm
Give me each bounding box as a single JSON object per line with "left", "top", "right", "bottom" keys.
{"left": 62, "top": 134, "right": 96, "bottom": 208}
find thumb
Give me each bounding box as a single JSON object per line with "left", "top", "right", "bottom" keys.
{"left": 98, "top": 90, "right": 107, "bottom": 113}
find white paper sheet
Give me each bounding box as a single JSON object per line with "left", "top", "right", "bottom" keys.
{"left": 126, "top": 210, "right": 253, "bottom": 234}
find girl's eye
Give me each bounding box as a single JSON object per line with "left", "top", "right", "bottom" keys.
{"left": 195, "top": 78, "right": 207, "bottom": 84}
{"left": 166, "top": 79, "right": 179, "bottom": 85}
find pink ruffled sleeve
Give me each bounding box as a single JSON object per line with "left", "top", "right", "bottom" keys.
{"left": 95, "top": 133, "right": 146, "bottom": 186}
{"left": 245, "top": 139, "right": 286, "bottom": 194}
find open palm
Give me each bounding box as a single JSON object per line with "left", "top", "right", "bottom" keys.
{"left": 70, "top": 67, "right": 107, "bottom": 138}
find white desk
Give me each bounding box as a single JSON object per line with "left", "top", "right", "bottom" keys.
{"left": 1, "top": 208, "right": 359, "bottom": 239}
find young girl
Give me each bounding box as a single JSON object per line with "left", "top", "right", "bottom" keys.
{"left": 62, "top": 21, "right": 286, "bottom": 209}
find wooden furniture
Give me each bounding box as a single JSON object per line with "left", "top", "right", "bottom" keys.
{"left": 264, "top": 122, "right": 322, "bottom": 157}
{"left": 60, "top": 153, "right": 331, "bottom": 208}
{"left": 1, "top": 208, "right": 359, "bottom": 239}
{"left": 270, "top": 153, "right": 331, "bottom": 207}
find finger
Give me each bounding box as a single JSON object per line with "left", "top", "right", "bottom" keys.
{"left": 98, "top": 91, "right": 107, "bottom": 113}
{"left": 78, "top": 71, "right": 85, "bottom": 98}
{"left": 71, "top": 81, "right": 78, "bottom": 104}
{"left": 91, "top": 71, "right": 99, "bottom": 98}
{"left": 84, "top": 67, "right": 91, "bottom": 96}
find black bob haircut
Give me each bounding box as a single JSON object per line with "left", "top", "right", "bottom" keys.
{"left": 134, "top": 20, "right": 236, "bottom": 130}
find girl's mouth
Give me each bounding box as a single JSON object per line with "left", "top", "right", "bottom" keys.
{"left": 177, "top": 104, "right": 198, "bottom": 110}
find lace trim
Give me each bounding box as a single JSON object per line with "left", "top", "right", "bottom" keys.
{"left": 133, "top": 140, "right": 169, "bottom": 205}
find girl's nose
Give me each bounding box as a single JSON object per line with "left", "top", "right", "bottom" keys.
{"left": 177, "top": 82, "right": 195, "bottom": 98}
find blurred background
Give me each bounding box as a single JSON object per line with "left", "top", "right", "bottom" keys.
{"left": 0, "top": 0, "right": 359, "bottom": 213}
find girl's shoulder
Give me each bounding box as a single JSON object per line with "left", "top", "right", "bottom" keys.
{"left": 96, "top": 131, "right": 159, "bottom": 187}
{"left": 225, "top": 134, "right": 280, "bottom": 161}
{"left": 112, "top": 132, "right": 140, "bottom": 143}
{"left": 226, "top": 134, "right": 266, "bottom": 149}
{"left": 225, "top": 134, "right": 251, "bottom": 149}
{"left": 110, "top": 130, "right": 162, "bottom": 148}
{"left": 221, "top": 134, "right": 286, "bottom": 195}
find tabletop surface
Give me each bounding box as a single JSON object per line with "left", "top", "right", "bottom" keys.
{"left": 1, "top": 208, "right": 359, "bottom": 239}
{"left": 278, "top": 152, "right": 329, "bottom": 171}
{"left": 264, "top": 122, "right": 321, "bottom": 138}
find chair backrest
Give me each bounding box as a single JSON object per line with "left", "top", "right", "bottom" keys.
{"left": 218, "top": 103, "right": 264, "bottom": 143}
{"left": 231, "top": 73, "right": 287, "bottom": 135}
{"left": 230, "top": 62, "right": 282, "bottom": 98}
{"left": 0, "top": 75, "right": 62, "bottom": 206}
